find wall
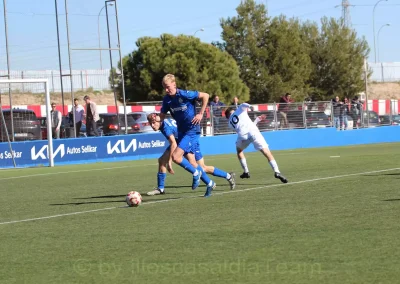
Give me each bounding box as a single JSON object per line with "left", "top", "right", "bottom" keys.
{"left": 199, "top": 127, "right": 400, "bottom": 154}
{"left": 1, "top": 126, "right": 400, "bottom": 169}
{"left": 2, "top": 99, "right": 400, "bottom": 117}
{"left": 0, "top": 132, "right": 167, "bottom": 168}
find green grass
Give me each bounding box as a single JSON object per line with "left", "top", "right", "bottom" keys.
{"left": 1, "top": 143, "right": 400, "bottom": 284}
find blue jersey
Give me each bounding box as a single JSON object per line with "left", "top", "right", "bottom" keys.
{"left": 160, "top": 119, "right": 178, "bottom": 141}
{"left": 161, "top": 89, "right": 200, "bottom": 134}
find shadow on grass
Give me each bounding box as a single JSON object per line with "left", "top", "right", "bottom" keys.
{"left": 236, "top": 183, "right": 273, "bottom": 186}
{"left": 74, "top": 195, "right": 125, "bottom": 200}
{"left": 363, "top": 173, "right": 400, "bottom": 177}
{"left": 383, "top": 199, "right": 400, "bottom": 202}
{"left": 50, "top": 196, "right": 184, "bottom": 206}
{"left": 50, "top": 200, "right": 124, "bottom": 206}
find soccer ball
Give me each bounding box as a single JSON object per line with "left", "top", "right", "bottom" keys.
{"left": 126, "top": 191, "right": 142, "bottom": 207}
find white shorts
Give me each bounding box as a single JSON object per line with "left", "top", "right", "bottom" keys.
{"left": 236, "top": 131, "right": 268, "bottom": 151}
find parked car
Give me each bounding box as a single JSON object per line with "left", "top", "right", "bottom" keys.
{"left": 285, "top": 110, "right": 331, "bottom": 128}
{"left": 306, "top": 111, "right": 331, "bottom": 128}
{"left": 359, "top": 111, "right": 380, "bottom": 127}
{"left": 129, "top": 112, "right": 154, "bottom": 133}
{"left": 99, "top": 113, "right": 136, "bottom": 136}
{"left": 0, "top": 109, "right": 42, "bottom": 142}
{"left": 379, "top": 114, "right": 400, "bottom": 125}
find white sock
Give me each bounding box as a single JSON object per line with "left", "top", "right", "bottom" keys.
{"left": 240, "top": 158, "right": 249, "bottom": 173}
{"left": 208, "top": 181, "right": 213, "bottom": 186}
{"left": 269, "top": 160, "right": 280, "bottom": 173}
{"left": 226, "top": 173, "right": 231, "bottom": 180}
{"left": 193, "top": 170, "right": 199, "bottom": 176}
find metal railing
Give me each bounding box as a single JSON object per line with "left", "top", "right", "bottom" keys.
{"left": 1, "top": 100, "right": 399, "bottom": 143}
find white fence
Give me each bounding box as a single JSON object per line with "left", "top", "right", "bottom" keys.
{"left": 369, "top": 62, "right": 400, "bottom": 82}
{"left": 1, "top": 63, "right": 399, "bottom": 94}
{"left": 0, "top": 69, "right": 111, "bottom": 93}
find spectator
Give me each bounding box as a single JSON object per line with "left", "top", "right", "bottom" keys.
{"left": 210, "top": 95, "right": 225, "bottom": 134}
{"left": 278, "top": 93, "right": 293, "bottom": 129}
{"left": 342, "top": 97, "right": 350, "bottom": 130}
{"left": 83, "top": 95, "right": 100, "bottom": 137}
{"left": 50, "top": 103, "right": 62, "bottom": 139}
{"left": 231, "top": 96, "right": 239, "bottom": 110}
{"left": 304, "top": 96, "right": 315, "bottom": 111}
{"left": 332, "top": 96, "right": 343, "bottom": 130}
{"left": 351, "top": 95, "right": 363, "bottom": 128}
{"left": 70, "top": 98, "right": 85, "bottom": 137}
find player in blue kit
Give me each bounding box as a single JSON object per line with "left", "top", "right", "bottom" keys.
{"left": 159, "top": 74, "right": 216, "bottom": 197}
{"left": 146, "top": 113, "right": 236, "bottom": 196}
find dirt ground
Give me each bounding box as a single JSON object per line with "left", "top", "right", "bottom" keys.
{"left": 367, "top": 82, "right": 400, "bottom": 99}
{"left": 0, "top": 91, "right": 119, "bottom": 106}
{"left": 2, "top": 82, "right": 400, "bottom": 105}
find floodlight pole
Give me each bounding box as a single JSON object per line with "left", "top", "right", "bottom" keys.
{"left": 109, "top": 0, "right": 127, "bottom": 134}
{"left": 55, "top": 0, "right": 127, "bottom": 136}
{"left": 105, "top": 0, "right": 123, "bottom": 134}
{"left": 364, "top": 58, "right": 370, "bottom": 128}
{"left": 2, "top": 0, "right": 14, "bottom": 141}
{"left": 54, "top": 0, "right": 66, "bottom": 117}
{"left": 64, "top": 0, "right": 77, "bottom": 138}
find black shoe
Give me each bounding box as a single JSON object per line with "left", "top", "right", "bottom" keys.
{"left": 274, "top": 172, "right": 288, "bottom": 183}
{"left": 240, "top": 172, "right": 250, "bottom": 179}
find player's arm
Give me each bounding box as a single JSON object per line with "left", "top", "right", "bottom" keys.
{"left": 160, "top": 97, "right": 169, "bottom": 123}
{"left": 192, "top": 92, "right": 209, "bottom": 125}
{"left": 166, "top": 134, "right": 177, "bottom": 174}
{"left": 240, "top": 103, "right": 252, "bottom": 110}
{"left": 253, "top": 114, "right": 266, "bottom": 126}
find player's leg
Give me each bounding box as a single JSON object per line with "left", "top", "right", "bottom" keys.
{"left": 236, "top": 136, "right": 251, "bottom": 179}
{"left": 172, "top": 134, "right": 210, "bottom": 191}
{"left": 147, "top": 149, "right": 170, "bottom": 195}
{"left": 196, "top": 157, "right": 236, "bottom": 190}
{"left": 193, "top": 139, "right": 235, "bottom": 189}
{"left": 253, "top": 132, "right": 288, "bottom": 184}
{"left": 190, "top": 135, "right": 216, "bottom": 197}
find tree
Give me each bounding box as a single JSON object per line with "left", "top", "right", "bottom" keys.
{"left": 302, "top": 18, "right": 370, "bottom": 100}
{"left": 117, "top": 34, "right": 249, "bottom": 103}
{"left": 217, "top": 0, "right": 312, "bottom": 103}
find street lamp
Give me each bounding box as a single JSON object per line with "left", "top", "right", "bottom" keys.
{"left": 98, "top": 3, "right": 113, "bottom": 69}
{"left": 373, "top": 0, "right": 388, "bottom": 63}
{"left": 377, "top": 23, "right": 390, "bottom": 62}
{"left": 193, "top": 28, "right": 204, "bottom": 37}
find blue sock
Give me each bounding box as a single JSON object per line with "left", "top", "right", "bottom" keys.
{"left": 157, "top": 172, "right": 167, "bottom": 190}
{"left": 197, "top": 165, "right": 211, "bottom": 185}
{"left": 213, "top": 167, "right": 228, "bottom": 179}
{"left": 178, "top": 159, "right": 197, "bottom": 174}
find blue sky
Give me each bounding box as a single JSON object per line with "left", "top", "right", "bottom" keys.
{"left": 0, "top": 0, "right": 399, "bottom": 71}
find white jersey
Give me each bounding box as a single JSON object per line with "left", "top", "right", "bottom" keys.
{"left": 228, "top": 103, "right": 260, "bottom": 136}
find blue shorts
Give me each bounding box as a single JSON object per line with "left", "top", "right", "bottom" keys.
{"left": 177, "top": 132, "right": 198, "bottom": 155}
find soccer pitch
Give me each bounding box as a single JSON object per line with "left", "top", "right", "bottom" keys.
{"left": 1, "top": 143, "right": 400, "bottom": 284}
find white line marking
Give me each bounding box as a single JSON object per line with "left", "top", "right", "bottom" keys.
{"left": 330, "top": 156, "right": 341, "bottom": 158}
{"left": 1, "top": 167, "right": 399, "bottom": 226}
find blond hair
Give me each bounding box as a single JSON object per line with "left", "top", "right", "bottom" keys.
{"left": 162, "top": 74, "right": 175, "bottom": 86}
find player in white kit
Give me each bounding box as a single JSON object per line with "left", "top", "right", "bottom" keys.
{"left": 225, "top": 103, "right": 288, "bottom": 183}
